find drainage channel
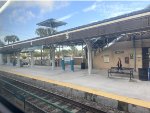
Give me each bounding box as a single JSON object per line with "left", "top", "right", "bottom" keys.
{"left": 0, "top": 74, "right": 106, "bottom": 113}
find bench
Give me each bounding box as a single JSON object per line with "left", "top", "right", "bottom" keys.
{"left": 20, "top": 61, "right": 29, "bottom": 67}
{"left": 108, "top": 67, "right": 134, "bottom": 80}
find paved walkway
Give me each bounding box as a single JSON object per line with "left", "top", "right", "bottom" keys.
{"left": 0, "top": 65, "right": 149, "bottom": 102}
{"left": 0, "top": 65, "right": 150, "bottom": 102}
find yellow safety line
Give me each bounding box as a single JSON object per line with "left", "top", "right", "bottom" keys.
{"left": 1, "top": 69, "right": 150, "bottom": 109}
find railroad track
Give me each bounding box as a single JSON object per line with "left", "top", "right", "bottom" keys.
{"left": 0, "top": 74, "right": 106, "bottom": 113}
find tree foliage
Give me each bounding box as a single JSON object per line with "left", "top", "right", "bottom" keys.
{"left": 35, "top": 27, "right": 57, "bottom": 37}
{"left": 0, "top": 39, "right": 4, "bottom": 47}
{"left": 12, "top": 35, "right": 19, "bottom": 43}
{"left": 4, "top": 35, "right": 19, "bottom": 44}
{"left": 70, "top": 46, "right": 78, "bottom": 56}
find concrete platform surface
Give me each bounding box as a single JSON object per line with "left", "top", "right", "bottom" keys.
{"left": 0, "top": 65, "right": 150, "bottom": 108}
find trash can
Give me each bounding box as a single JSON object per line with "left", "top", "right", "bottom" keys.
{"left": 55, "top": 60, "right": 57, "bottom": 67}
{"left": 138, "top": 68, "right": 148, "bottom": 81}
{"left": 61, "top": 60, "right": 65, "bottom": 71}
{"left": 81, "top": 62, "right": 85, "bottom": 69}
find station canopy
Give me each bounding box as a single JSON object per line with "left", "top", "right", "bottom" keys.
{"left": 21, "top": 45, "right": 52, "bottom": 53}
{"left": 36, "top": 18, "right": 67, "bottom": 28}
{"left": 0, "top": 8, "right": 150, "bottom": 54}
{"left": 21, "top": 46, "right": 45, "bottom": 53}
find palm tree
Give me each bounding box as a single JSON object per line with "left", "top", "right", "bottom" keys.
{"left": 35, "top": 27, "right": 56, "bottom": 37}
{"left": 47, "top": 28, "right": 57, "bottom": 35}
{"left": 35, "top": 28, "right": 46, "bottom": 37}
{"left": 4, "top": 36, "right": 12, "bottom": 44}
{"left": 0, "top": 39, "right": 4, "bottom": 47}
{"left": 12, "top": 35, "right": 19, "bottom": 43}
{"left": 4, "top": 35, "right": 19, "bottom": 44}
{"left": 70, "top": 46, "right": 78, "bottom": 56}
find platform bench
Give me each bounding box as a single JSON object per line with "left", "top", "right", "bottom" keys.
{"left": 108, "top": 67, "right": 134, "bottom": 80}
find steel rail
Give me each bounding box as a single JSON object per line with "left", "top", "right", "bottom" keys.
{"left": 0, "top": 73, "right": 106, "bottom": 113}
{"left": 0, "top": 78, "right": 73, "bottom": 113}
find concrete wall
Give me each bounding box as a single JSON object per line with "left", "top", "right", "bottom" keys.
{"left": 93, "top": 40, "right": 144, "bottom": 71}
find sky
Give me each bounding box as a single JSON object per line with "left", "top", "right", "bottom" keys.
{"left": 0, "top": 0, "right": 150, "bottom": 42}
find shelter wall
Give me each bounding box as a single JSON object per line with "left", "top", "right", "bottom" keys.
{"left": 93, "top": 40, "right": 143, "bottom": 71}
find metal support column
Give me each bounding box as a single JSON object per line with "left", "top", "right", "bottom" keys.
{"left": 30, "top": 52, "right": 34, "bottom": 67}
{"left": 7, "top": 54, "right": 11, "bottom": 65}
{"left": 49, "top": 48, "right": 51, "bottom": 66}
{"left": 84, "top": 40, "right": 92, "bottom": 75}
{"left": 41, "top": 49, "right": 43, "bottom": 65}
{"left": 133, "top": 36, "right": 136, "bottom": 71}
{"left": 51, "top": 46, "right": 55, "bottom": 70}
{"left": 58, "top": 45, "right": 61, "bottom": 66}
{"left": 0, "top": 53, "right": 3, "bottom": 65}
{"left": 82, "top": 43, "right": 84, "bottom": 62}
{"left": 17, "top": 53, "right": 20, "bottom": 67}
{"left": 70, "top": 56, "right": 74, "bottom": 72}
{"left": 61, "top": 45, "right": 65, "bottom": 71}
{"left": 61, "top": 56, "right": 65, "bottom": 71}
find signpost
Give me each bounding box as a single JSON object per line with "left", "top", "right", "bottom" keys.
{"left": 61, "top": 56, "right": 74, "bottom": 72}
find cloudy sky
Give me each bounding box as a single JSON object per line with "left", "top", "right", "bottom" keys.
{"left": 0, "top": 0, "right": 150, "bottom": 41}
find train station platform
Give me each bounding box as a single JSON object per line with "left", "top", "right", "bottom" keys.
{"left": 0, "top": 65, "right": 150, "bottom": 112}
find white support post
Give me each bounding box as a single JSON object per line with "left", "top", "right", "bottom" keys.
{"left": 49, "top": 49, "right": 51, "bottom": 66}
{"left": 7, "top": 54, "right": 11, "bottom": 65}
{"left": 30, "top": 52, "right": 34, "bottom": 67}
{"left": 51, "top": 46, "right": 55, "bottom": 70}
{"left": 16, "top": 53, "right": 20, "bottom": 67}
{"left": 81, "top": 43, "right": 84, "bottom": 62}
{"left": 132, "top": 36, "right": 136, "bottom": 71}
{"left": 84, "top": 40, "right": 92, "bottom": 75}
{"left": 0, "top": 54, "right": 3, "bottom": 65}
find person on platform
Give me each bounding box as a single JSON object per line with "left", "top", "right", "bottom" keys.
{"left": 117, "top": 58, "right": 122, "bottom": 71}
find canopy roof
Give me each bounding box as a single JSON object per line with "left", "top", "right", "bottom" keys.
{"left": 36, "top": 18, "right": 67, "bottom": 28}
{"left": 0, "top": 8, "right": 150, "bottom": 54}
{"left": 21, "top": 46, "right": 43, "bottom": 53}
